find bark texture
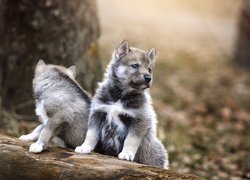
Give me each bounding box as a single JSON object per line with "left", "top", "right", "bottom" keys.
{"left": 0, "top": 134, "right": 200, "bottom": 180}
{"left": 234, "top": 0, "right": 250, "bottom": 68}
{"left": 0, "top": 0, "right": 102, "bottom": 115}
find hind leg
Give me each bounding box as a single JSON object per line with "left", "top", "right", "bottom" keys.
{"left": 51, "top": 136, "right": 66, "bottom": 148}
{"left": 19, "top": 124, "right": 44, "bottom": 142}
{"left": 135, "top": 135, "right": 168, "bottom": 169}
{"left": 29, "top": 120, "right": 61, "bottom": 153}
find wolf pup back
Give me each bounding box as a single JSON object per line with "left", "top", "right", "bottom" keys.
{"left": 19, "top": 60, "right": 91, "bottom": 153}
{"left": 75, "top": 40, "right": 169, "bottom": 169}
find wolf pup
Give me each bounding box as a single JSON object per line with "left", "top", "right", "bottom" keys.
{"left": 19, "top": 60, "right": 91, "bottom": 153}
{"left": 75, "top": 40, "right": 169, "bottom": 169}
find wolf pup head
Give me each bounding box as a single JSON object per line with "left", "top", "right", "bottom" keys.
{"left": 34, "top": 59, "right": 77, "bottom": 80}
{"left": 109, "top": 40, "right": 156, "bottom": 91}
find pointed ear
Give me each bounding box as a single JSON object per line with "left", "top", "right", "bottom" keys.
{"left": 35, "top": 59, "right": 46, "bottom": 73}
{"left": 67, "top": 65, "right": 77, "bottom": 78}
{"left": 37, "top": 59, "right": 45, "bottom": 67}
{"left": 147, "top": 48, "right": 156, "bottom": 61}
{"left": 116, "top": 40, "right": 130, "bottom": 59}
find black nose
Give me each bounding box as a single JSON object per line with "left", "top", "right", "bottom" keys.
{"left": 144, "top": 74, "right": 151, "bottom": 83}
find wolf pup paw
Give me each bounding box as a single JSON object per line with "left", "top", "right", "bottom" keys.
{"left": 118, "top": 150, "right": 135, "bottom": 161}
{"left": 75, "top": 144, "right": 92, "bottom": 154}
{"left": 29, "top": 142, "right": 45, "bottom": 153}
{"left": 19, "top": 135, "right": 34, "bottom": 142}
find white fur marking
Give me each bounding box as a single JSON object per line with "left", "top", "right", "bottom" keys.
{"left": 118, "top": 134, "right": 141, "bottom": 161}
{"left": 75, "top": 129, "right": 98, "bottom": 154}
{"left": 164, "top": 160, "right": 169, "bottom": 170}
{"left": 114, "top": 136, "right": 120, "bottom": 151}
{"left": 101, "top": 126, "right": 107, "bottom": 142}
{"left": 118, "top": 150, "right": 135, "bottom": 161}
{"left": 19, "top": 124, "right": 43, "bottom": 142}
{"left": 29, "top": 141, "right": 45, "bottom": 153}
{"left": 116, "top": 66, "right": 127, "bottom": 79}
{"left": 51, "top": 136, "right": 66, "bottom": 148}
{"left": 19, "top": 134, "right": 38, "bottom": 142}
{"left": 35, "top": 100, "right": 49, "bottom": 124}
{"left": 92, "top": 100, "right": 135, "bottom": 132}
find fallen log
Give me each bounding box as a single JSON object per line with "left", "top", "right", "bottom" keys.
{"left": 0, "top": 134, "right": 200, "bottom": 179}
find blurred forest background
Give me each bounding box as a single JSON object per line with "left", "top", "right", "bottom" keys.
{"left": 0, "top": 0, "right": 250, "bottom": 179}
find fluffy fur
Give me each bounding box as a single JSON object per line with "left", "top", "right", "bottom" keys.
{"left": 75, "top": 40, "right": 169, "bottom": 169}
{"left": 19, "top": 60, "right": 91, "bottom": 153}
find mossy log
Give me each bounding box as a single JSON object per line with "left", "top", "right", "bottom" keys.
{"left": 0, "top": 134, "right": 200, "bottom": 179}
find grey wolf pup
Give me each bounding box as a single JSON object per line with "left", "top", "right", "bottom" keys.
{"left": 19, "top": 60, "right": 91, "bottom": 153}
{"left": 75, "top": 40, "right": 169, "bottom": 169}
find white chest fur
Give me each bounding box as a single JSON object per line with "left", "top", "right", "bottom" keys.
{"left": 35, "top": 100, "right": 49, "bottom": 124}
{"left": 92, "top": 100, "right": 136, "bottom": 130}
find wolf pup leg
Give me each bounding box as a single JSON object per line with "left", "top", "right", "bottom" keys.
{"left": 19, "top": 124, "right": 43, "bottom": 142}
{"left": 118, "top": 131, "right": 144, "bottom": 161}
{"left": 51, "top": 136, "right": 67, "bottom": 148}
{"left": 29, "top": 117, "right": 65, "bottom": 153}
{"left": 29, "top": 120, "right": 58, "bottom": 153}
{"left": 75, "top": 113, "right": 101, "bottom": 153}
{"left": 75, "top": 128, "right": 98, "bottom": 153}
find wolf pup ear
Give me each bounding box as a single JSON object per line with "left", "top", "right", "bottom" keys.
{"left": 35, "top": 59, "right": 46, "bottom": 72}
{"left": 147, "top": 48, "right": 156, "bottom": 61}
{"left": 116, "top": 40, "right": 130, "bottom": 59}
{"left": 37, "top": 59, "right": 45, "bottom": 66}
{"left": 67, "top": 65, "right": 77, "bottom": 79}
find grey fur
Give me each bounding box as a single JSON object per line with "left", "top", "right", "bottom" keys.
{"left": 75, "top": 41, "right": 169, "bottom": 169}
{"left": 19, "top": 60, "right": 91, "bottom": 153}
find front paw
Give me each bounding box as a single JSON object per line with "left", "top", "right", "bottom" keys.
{"left": 75, "top": 144, "right": 93, "bottom": 154}
{"left": 118, "top": 150, "right": 135, "bottom": 161}
{"left": 29, "top": 142, "right": 45, "bottom": 153}
{"left": 19, "top": 135, "right": 33, "bottom": 142}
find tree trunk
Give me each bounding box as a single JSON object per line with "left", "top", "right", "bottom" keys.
{"left": 0, "top": 0, "right": 102, "bottom": 116}
{"left": 0, "top": 134, "right": 200, "bottom": 180}
{"left": 234, "top": 0, "right": 250, "bottom": 68}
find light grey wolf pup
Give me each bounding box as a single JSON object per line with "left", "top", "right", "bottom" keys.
{"left": 19, "top": 60, "right": 91, "bottom": 153}
{"left": 75, "top": 40, "right": 169, "bottom": 169}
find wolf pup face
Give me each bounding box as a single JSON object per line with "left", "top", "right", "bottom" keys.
{"left": 112, "top": 40, "right": 156, "bottom": 91}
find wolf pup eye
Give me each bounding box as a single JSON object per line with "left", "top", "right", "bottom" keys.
{"left": 148, "top": 67, "right": 152, "bottom": 73}
{"left": 131, "top": 64, "right": 139, "bottom": 69}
